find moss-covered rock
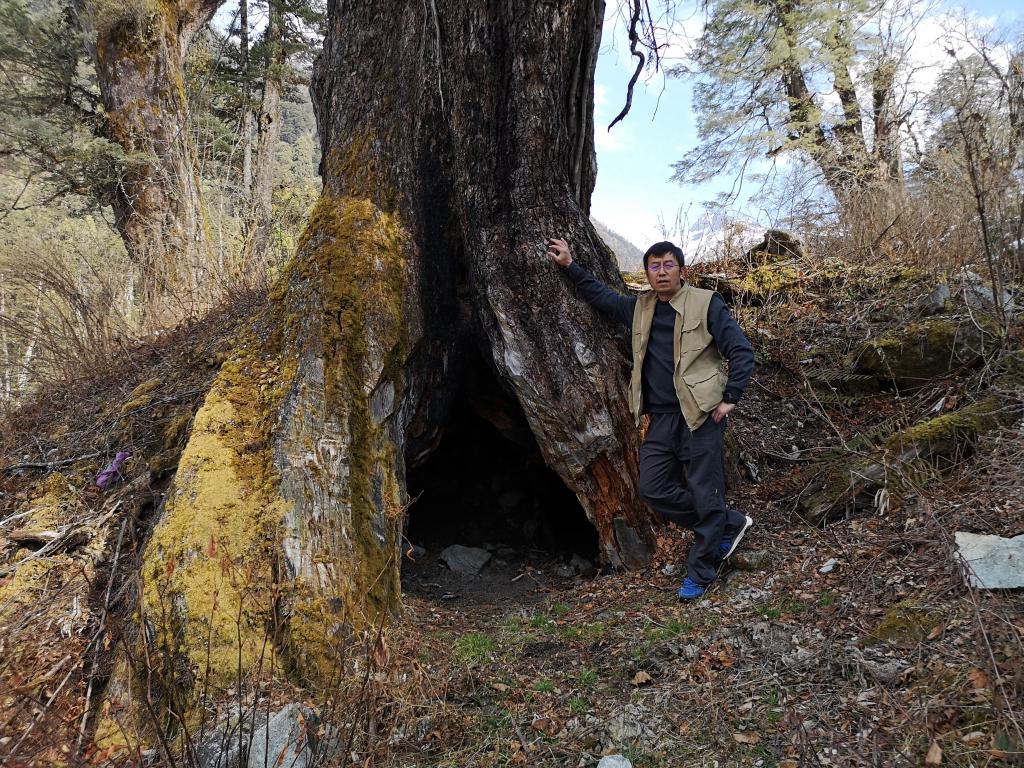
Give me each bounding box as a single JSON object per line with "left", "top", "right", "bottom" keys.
{"left": 735, "top": 261, "right": 801, "bottom": 301}
{"left": 851, "top": 317, "right": 997, "bottom": 387}
{"left": 798, "top": 398, "right": 1010, "bottom": 523}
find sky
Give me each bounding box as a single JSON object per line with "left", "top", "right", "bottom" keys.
{"left": 589, "top": 0, "right": 1021, "bottom": 251}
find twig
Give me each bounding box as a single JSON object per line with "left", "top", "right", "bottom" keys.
{"left": 1, "top": 450, "right": 102, "bottom": 475}
{"left": 608, "top": 0, "right": 645, "bottom": 131}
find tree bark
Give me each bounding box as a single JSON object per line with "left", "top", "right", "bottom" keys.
{"left": 242, "top": 0, "right": 284, "bottom": 269}
{"left": 82, "top": 0, "right": 222, "bottom": 319}
{"left": 307, "top": 0, "right": 652, "bottom": 574}
{"left": 98, "top": 0, "right": 657, "bottom": 740}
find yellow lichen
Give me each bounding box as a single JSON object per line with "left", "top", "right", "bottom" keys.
{"left": 737, "top": 263, "right": 801, "bottom": 296}
{"left": 15, "top": 473, "right": 81, "bottom": 532}
{"left": 136, "top": 337, "right": 297, "bottom": 718}
{"left": 120, "top": 377, "right": 162, "bottom": 414}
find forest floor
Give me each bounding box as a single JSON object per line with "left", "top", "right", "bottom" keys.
{"left": 377, "top": 259, "right": 1024, "bottom": 768}
{"left": 384, "top": 427, "right": 1024, "bottom": 767}
{"left": 1, "top": 257, "right": 1022, "bottom": 767}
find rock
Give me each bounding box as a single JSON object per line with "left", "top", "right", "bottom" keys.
{"left": 744, "top": 229, "right": 803, "bottom": 264}
{"left": 556, "top": 564, "right": 575, "bottom": 578}
{"left": 199, "top": 704, "right": 330, "bottom": 768}
{"left": 818, "top": 558, "right": 837, "bottom": 574}
{"left": 851, "top": 317, "right": 997, "bottom": 387}
{"left": 597, "top": 756, "right": 633, "bottom": 768}
{"left": 661, "top": 563, "right": 677, "bottom": 576}
{"left": 845, "top": 645, "right": 908, "bottom": 684}
{"left": 955, "top": 531, "right": 1024, "bottom": 589}
{"left": 570, "top": 553, "right": 597, "bottom": 577}
{"left": 961, "top": 271, "right": 1016, "bottom": 317}
{"left": 439, "top": 544, "right": 491, "bottom": 575}
{"left": 606, "top": 704, "right": 655, "bottom": 745}
{"left": 920, "top": 283, "right": 951, "bottom": 315}
{"left": 731, "top": 549, "right": 772, "bottom": 571}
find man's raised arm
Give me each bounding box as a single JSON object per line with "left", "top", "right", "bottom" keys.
{"left": 546, "top": 237, "right": 635, "bottom": 328}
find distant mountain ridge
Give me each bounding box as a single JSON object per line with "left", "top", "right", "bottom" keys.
{"left": 591, "top": 218, "right": 644, "bottom": 273}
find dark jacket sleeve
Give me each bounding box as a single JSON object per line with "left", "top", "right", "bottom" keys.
{"left": 563, "top": 261, "right": 636, "bottom": 330}
{"left": 707, "top": 294, "right": 755, "bottom": 404}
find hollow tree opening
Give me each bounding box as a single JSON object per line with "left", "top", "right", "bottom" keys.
{"left": 404, "top": 347, "right": 599, "bottom": 562}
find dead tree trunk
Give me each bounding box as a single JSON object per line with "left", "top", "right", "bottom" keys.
{"left": 82, "top": 0, "right": 222, "bottom": 319}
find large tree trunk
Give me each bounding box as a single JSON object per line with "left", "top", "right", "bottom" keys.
{"left": 96, "top": 0, "right": 656, "bottom": 747}
{"left": 310, "top": 0, "right": 653, "bottom": 568}
{"left": 83, "top": 0, "right": 221, "bottom": 320}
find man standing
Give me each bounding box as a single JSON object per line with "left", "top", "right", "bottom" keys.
{"left": 546, "top": 237, "right": 755, "bottom": 600}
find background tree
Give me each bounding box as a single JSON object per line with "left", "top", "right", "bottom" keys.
{"left": 670, "top": 0, "right": 921, "bottom": 204}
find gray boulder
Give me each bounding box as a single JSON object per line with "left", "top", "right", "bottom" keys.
{"left": 955, "top": 531, "right": 1024, "bottom": 589}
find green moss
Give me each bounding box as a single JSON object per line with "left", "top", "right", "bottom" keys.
{"left": 161, "top": 409, "right": 192, "bottom": 450}
{"left": 854, "top": 318, "right": 996, "bottom": 384}
{"left": 14, "top": 473, "right": 82, "bottom": 531}
{"left": 136, "top": 336, "right": 297, "bottom": 722}
{"left": 886, "top": 398, "right": 1002, "bottom": 457}
{"left": 736, "top": 263, "right": 800, "bottom": 296}
{"left": 866, "top": 599, "right": 944, "bottom": 647}
{"left": 281, "top": 192, "right": 408, "bottom": 632}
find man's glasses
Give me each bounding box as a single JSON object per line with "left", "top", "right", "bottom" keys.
{"left": 647, "top": 261, "right": 677, "bottom": 272}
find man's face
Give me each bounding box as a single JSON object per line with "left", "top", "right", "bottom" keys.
{"left": 646, "top": 252, "right": 681, "bottom": 292}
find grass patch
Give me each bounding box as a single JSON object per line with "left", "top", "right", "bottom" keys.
{"left": 578, "top": 667, "right": 598, "bottom": 685}
{"left": 455, "top": 632, "right": 497, "bottom": 665}
{"left": 529, "top": 613, "right": 553, "bottom": 630}
{"left": 568, "top": 695, "right": 589, "bottom": 714}
{"left": 532, "top": 678, "right": 556, "bottom": 694}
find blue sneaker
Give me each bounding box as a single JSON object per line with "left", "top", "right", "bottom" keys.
{"left": 720, "top": 514, "right": 753, "bottom": 560}
{"left": 677, "top": 577, "right": 707, "bottom": 601}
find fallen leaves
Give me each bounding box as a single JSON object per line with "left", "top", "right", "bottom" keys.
{"left": 732, "top": 731, "right": 761, "bottom": 745}
{"left": 631, "top": 670, "right": 652, "bottom": 686}
{"left": 925, "top": 740, "right": 942, "bottom": 765}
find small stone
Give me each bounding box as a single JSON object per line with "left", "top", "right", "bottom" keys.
{"left": 731, "top": 549, "right": 771, "bottom": 571}
{"left": 921, "top": 283, "right": 950, "bottom": 315}
{"left": 570, "top": 553, "right": 597, "bottom": 577}
{"left": 818, "top": 558, "right": 838, "bottom": 575}
{"left": 661, "top": 564, "right": 677, "bottom": 576}
{"left": 597, "top": 756, "right": 633, "bottom": 768}
{"left": 439, "top": 544, "right": 491, "bottom": 575}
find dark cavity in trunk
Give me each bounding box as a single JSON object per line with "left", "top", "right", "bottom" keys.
{"left": 404, "top": 348, "right": 598, "bottom": 562}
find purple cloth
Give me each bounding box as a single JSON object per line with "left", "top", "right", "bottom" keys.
{"left": 96, "top": 451, "right": 131, "bottom": 489}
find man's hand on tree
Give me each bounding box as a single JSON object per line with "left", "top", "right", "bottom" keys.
{"left": 711, "top": 402, "right": 736, "bottom": 424}
{"left": 547, "top": 237, "right": 572, "bottom": 267}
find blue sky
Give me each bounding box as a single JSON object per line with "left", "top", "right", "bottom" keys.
{"left": 590, "top": 0, "right": 1021, "bottom": 250}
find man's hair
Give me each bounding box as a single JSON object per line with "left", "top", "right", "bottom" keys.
{"left": 643, "top": 241, "right": 685, "bottom": 270}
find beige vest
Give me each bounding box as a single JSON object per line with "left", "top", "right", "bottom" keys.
{"left": 629, "top": 285, "right": 727, "bottom": 431}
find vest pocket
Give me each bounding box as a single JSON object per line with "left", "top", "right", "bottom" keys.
{"left": 682, "top": 369, "right": 727, "bottom": 412}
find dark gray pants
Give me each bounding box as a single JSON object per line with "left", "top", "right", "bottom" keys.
{"left": 639, "top": 412, "right": 745, "bottom": 585}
